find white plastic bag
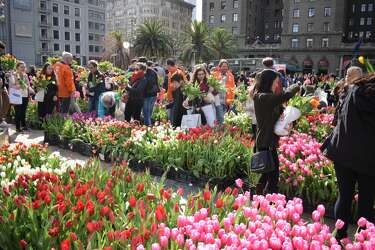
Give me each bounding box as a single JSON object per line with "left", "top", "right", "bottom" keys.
{"left": 181, "top": 114, "right": 201, "bottom": 130}
{"left": 214, "top": 94, "right": 221, "bottom": 107}
{"left": 201, "top": 104, "right": 216, "bottom": 127}
{"left": 35, "top": 90, "right": 45, "bottom": 102}
{"left": 274, "top": 106, "right": 301, "bottom": 136}
{"left": 8, "top": 88, "right": 22, "bottom": 105}
{"left": 115, "top": 102, "right": 125, "bottom": 121}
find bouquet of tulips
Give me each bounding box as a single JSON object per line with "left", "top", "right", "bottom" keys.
{"left": 32, "top": 74, "right": 55, "bottom": 91}
{"left": 207, "top": 76, "right": 225, "bottom": 92}
{"left": 98, "top": 61, "right": 113, "bottom": 73}
{"left": 182, "top": 82, "right": 202, "bottom": 101}
{"left": 0, "top": 54, "right": 17, "bottom": 72}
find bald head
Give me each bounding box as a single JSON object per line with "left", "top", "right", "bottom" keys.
{"left": 62, "top": 51, "right": 73, "bottom": 65}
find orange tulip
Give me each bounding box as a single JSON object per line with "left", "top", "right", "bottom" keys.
{"left": 310, "top": 98, "right": 320, "bottom": 109}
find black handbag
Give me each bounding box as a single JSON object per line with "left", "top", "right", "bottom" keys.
{"left": 250, "top": 150, "right": 275, "bottom": 173}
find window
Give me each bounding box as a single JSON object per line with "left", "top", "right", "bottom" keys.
{"left": 74, "top": 0, "right": 80, "bottom": 3}
{"left": 369, "top": 4, "right": 373, "bottom": 12}
{"left": 367, "top": 18, "right": 372, "bottom": 25}
{"left": 307, "top": 23, "right": 313, "bottom": 32}
{"left": 41, "top": 29, "right": 48, "bottom": 39}
{"left": 233, "top": 13, "right": 238, "bottom": 22}
{"left": 41, "top": 42, "right": 48, "bottom": 50}
{"left": 265, "top": 35, "right": 270, "bottom": 41}
{"left": 53, "top": 17, "right": 59, "bottom": 26}
{"left": 65, "top": 44, "right": 70, "bottom": 52}
{"left": 274, "top": 34, "right": 280, "bottom": 41}
{"left": 292, "top": 23, "right": 300, "bottom": 33}
{"left": 209, "top": 15, "right": 214, "bottom": 23}
{"left": 291, "top": 38, "right": 299, "bottom": 48}
{"left": 293, "top": 9, "right": 300, "bottom": 18}
{"left": 89, "top": 45, "right": 94, "bottom": 52}
{"left": 53, "top": 30, "right": 59, "bottom": 39}
{"left": 359, "top": 31, "right": 364, "bottom": 38}
{"left": 65, "top": 32, "right": 70, "bottom": 41}
{"left": 324, "top": 7, "right": 331, "bottom": 17}
{"left": 221, "top": 0, "right": 226, "bottom": 10}
{"left": 75, "top": 20, "right": 80, "bottom": 29}
{"left": 349, "top": 18, "right": 354, "bottom": 26}
{"left": 75, "top": 33, "right": 80, "bottom": 41}
{"left": 352, "top": 4, "right": 355, "bottom": 13}
{"left": 306, "top": 38, "right": 313, "bottom": 48}
{"left": 322, "top": 38, "right": 329, "bottom": 48}
{"left": 221, "top": 14, "right": 226, "bottom": 23}
{"left": 54, "top": 43, "right": 60, "bottom": 51}
{"left": 95, "top": 46, "right": 100, "bottom": 53}
{"left": 40, "top": 15, "right": 47, "bottom": 24}
{"left": 209, "top": 2, "right": 214, "bottom": 11}
{"left": 40, "top": 1, "right": 46, "bottom": 10}
{"left": 232, "top": 27, "right": 239, "bottom": 35}
{"left": 88, "top": 33, "right": 94, "bottom": 41}
{"left": 233, "top": 0, "right": 239, "bottom": 8}
{"left": 349, "top": 32, "right": 353, "bottom": 39}
{"left": 323, "top": 22, "right": 330, "bottom": 32}
{"left": 76, "top": 45, "right": 80, "bottom": 54}
{"left": 361, "top": 4, "right": 366, "bottom": 12}
{"left": 53, "top": 3, "right": 58, "bottom": 13}
{"left": 75, "top": 8, "right": 80, "bottom": 17}
{"left": 360, "top": 18, "right": 365, "bottom": 25}
{"left": 308, "top": 8, "right": 315, "bottom": 17}
{"left": 64, "top": 5, "right": 69, "bottom": 15}
{"left": 64, "top": 19, "right": 70, "bottom": 27}
{"left": 366, "top": 31, "right": 372, "bottom": 39}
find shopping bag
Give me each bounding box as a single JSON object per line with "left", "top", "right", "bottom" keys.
{"left": 214, "top": 94, "right": 221, "bottom": 107}
{"left": 181, "top": 114, "right": 202, "bottom": 130}
{"left": 115, "top": 102, "right": 125, "bottom": 121}
{"left": 35, "top": 90, "right": 45, "bottom": 102}
{"left": 8, "top": 88, "right": 22, "bottom": 105}
{"left": 274, "top": 106, "right": 301, "bottom": 136}
{"left": 201, "top": 104, "right": 216, "bottom": 127}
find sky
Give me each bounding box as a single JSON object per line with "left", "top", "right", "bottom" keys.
{"left": 186, "top": 0, "right": 202, "bottom": 21}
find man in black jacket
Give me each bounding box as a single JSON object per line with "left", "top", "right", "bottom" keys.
{"left": 322, "top": 73, "right": 375, "bottom": 241}
{"left": 138, "top": 57, "right": 159, "bottom": 125}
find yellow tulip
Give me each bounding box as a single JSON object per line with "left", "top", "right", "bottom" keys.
{"left": 358, "top": 56, "right": 365, "bottom": 65}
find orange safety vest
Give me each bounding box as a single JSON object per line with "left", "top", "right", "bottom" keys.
{"left": 211, "top": 69, "right": 235, "bottom": 105}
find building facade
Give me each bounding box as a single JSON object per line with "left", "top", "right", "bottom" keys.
{"left": 1, "top": 0, "right": 105, "bottom": 66}
{"left": 106, "top": 0, "right": 194, "bottom": 45}
{"left": 203, "top": 0, "right": 375, "bottom": 75}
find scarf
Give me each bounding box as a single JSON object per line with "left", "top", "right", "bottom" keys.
{"left": 130, "top": 71, "right": 145, "bottom": 83}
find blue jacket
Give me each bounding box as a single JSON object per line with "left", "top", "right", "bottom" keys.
{"left": 97, "top": 91, "right": 117, "bottom": 118}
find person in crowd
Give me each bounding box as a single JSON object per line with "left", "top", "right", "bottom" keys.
{"left": 37, "top": 63, "right": 58, "bottom": 120}
{"left": 27, "top": 65, "right": 37, "bottom": 80}
{"left": 86, "top": 60, "right": 107, "bottom": 113}
{"left": 124, "top": 62, "right": 147, "bottom": 122}
{"left": 166, "top": 58, "right": 186, "bottom": 123}
{"left": 191, "top": 66, "right": 212, "bottom": 125}
{"left": 0, "top": 41, "right": 9, "bottom": 124}
{"left": 168, "top": 73, "right": 186, "bottom": 128}
{"left": 97, "top": 91, "right": 117, "bottom": 118}
{"left": 262, "top": 57, "right": 274, "bottom": 70}
{"left": 9, "top": 61, "right": 35, "bottom": 132}
{"left": 322, "top": 72, "right": 375, "bottom": 242}
{"left": 278, "top": 70, "right": 289, "bottom": 89}
{"left": 253, "top": 69, "right": 300, "bottom": 194}
{"left": 54, "top": 52, "right": 76, "bottom": 114}
{"left": 139, "top": 57, "right": 159, "bottom": 126}
{"left": 345, "top": 66, "right": 363, "bottom": 84}
{"left": 246, "top": 84, "right": 257, "bottom": 148}
{"left": 211, "top": 59, "right": 235, "bottom": 124}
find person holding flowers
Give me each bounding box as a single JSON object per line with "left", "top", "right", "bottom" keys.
{"left": 254, "top": 70, "right": 300, "bottom": 194}
{"left": 9, "top": 61, "right": 35, "bottom": 132}
{"left": 210, "top": 59, "right": 235, "bottom": 125}
{"left": 36, "top": 63, "right": 58, "bottom": 120}
{"left": 169, "top": 73, "right": 187, "bottom": 127}
{"left": 0, "top": 41, "right": 10, "bottom": 124}
{"left": 86, "top": 60, "right": 107, "bottom": 113}
{"left": 124, "top": 62, "right": 147, "bottom": 122}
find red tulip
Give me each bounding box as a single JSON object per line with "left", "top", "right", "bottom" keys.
{"left": 203, "top": 191, "right": 211, "bottom": 201}
{"left": 216, "top": 198, "right": 224, "bottom": 209}
{"left": 155, "top": 204, "right": 166, "bottom": 221}
{"left": 86, "top": 221, "right": 96, "bottom": 233}
{"left": 32, "top": 200, "right": 41, "bottom": 209}
{"left": 137, "top": 183, "right": 144, "bottom": 192}
{"left": 19, "top": 240, "right": 27, "bottom": 249}
{"left": 100, "top": 206, "right": 110, "bottom": 217}
{"left": 56, "top": 193, "right": 64, "bottom": 202}
{"left": 108, "top": 231, "right": 115, "bottom": 241}
{"left": 129, "top": 196, "right": 137, "bottom": 208}
{"left": 69, "top": 232, "right": 78, "bottom": 241}
{"left": 65, "top": 220, "right": 73, "bottom": 228}
{"left": 103, "top": 247, "right": 112, "bottom": 250}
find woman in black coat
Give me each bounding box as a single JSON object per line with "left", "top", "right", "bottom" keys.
{"left": 124, "top": 63, "right": 147, "bottom": 122}
{"left": 322, "top": 73, "right": 375, "bottom": 241}
{"left": 253, "top": 70, "right": 300, "bottom": 194}
{"left": 169, "top": 73, "right": 186, "bottom": 128}
{"left": 37, "top": 63, "right": 58, "bottom": 120}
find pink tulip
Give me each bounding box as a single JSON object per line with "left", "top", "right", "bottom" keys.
{"left": 151, "top": 243, "right": 161, "bottom": 250}
{"left": 159, "top": 236, "right": 168, "bottom": 248}
{"left": 358, "top": 217, "right": 368, "bottom": 228}
{"left": 137, "top": 245, "right": 145, "bottom": 250}
{"left": 312, "top": 210, "right": 321, "bottom": 222}
{"left": 335, "top": 219, "right": 345, "bottom": 230}
{"left": 176, "top": 234, "right": 185, "bottom": 246}
{"left": 235, "top": 178, "right": 243, "bottom": 188}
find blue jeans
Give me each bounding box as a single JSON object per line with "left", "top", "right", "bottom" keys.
{"left": 143, "top": 96, "right": 157, "bottom": 125}
{"left": 215, "top": 104, "right": 226, "bottom": 125}
{"left": 88, "top": 97, "right": 96, "bottom": 113}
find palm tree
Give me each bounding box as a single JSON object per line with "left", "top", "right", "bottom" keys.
{"left": 103, "top": 31, "right": 129, "bottom": 69}
{"left": 133, "top": 20, "right": 171, "bottom": 59}
{"left": 207, "top": 28, "right": 237, "bottom": 60}
{"left": 180, "top": 21, "right": 211, "bottom": 65}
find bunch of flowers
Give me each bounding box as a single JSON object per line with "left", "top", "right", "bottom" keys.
{"left": 207, "top": 76, "right": 225, "bottom": 92}
{"left": 32, "top": 74, "right": 55, "bottom": 91}
{"left": 278, "top": 132, "right": 336, "bottom": 206}
{"left": 0, "top": 53, "right": 17, "bottom": 71}
{"left": 76, "top": 66, "right": 89, "bottom": 83}
{"left": 288, "top": 96, "right": 318, "bottom": 115}
{"left": 182, "top": 82, "right": 202, "bottom": 101}
{"left": 295, "top": 112, "right": 335, "bottom": 142}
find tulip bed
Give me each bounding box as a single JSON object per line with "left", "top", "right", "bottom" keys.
{"left": 42, "top": 114, "right": 255, "bottom": 187}
{"left": 1, "top": 144, "right": 375, "bottom": 249}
